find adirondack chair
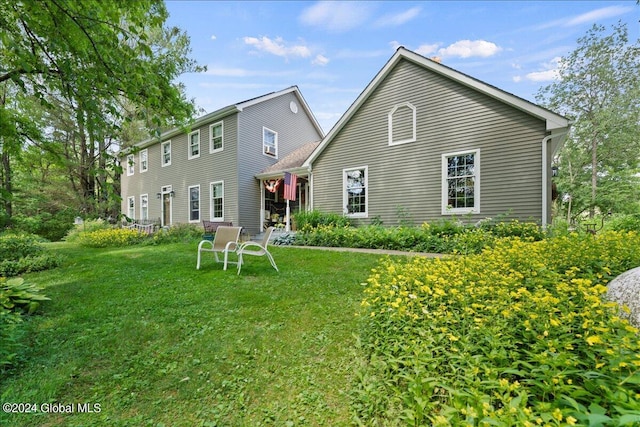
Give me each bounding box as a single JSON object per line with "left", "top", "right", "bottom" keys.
{"left": 196, "top": 226, "right": 242, "bottom": 270}
{"left": 236, "top": 227, "right": 279, "bottom": 274}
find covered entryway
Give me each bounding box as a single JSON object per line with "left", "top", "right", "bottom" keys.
{"left": 255, "top": 141, "right": 319, "bottom": 232}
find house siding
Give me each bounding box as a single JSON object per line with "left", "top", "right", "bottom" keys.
{"left": 237, "top": 91, "right": 323, "bottom": 232}
{"left": 121, "top": 113, "right": 239, "bottom": 225}
{"left": 312, "top": 58, "right": 549, "bottom": 225}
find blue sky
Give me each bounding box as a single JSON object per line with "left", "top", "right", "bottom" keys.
{"left": 165, "top": 1, "right": 639, "bottom": 133}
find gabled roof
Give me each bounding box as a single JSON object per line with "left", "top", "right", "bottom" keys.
{"left": 132, "top": 86, "right": 323, "bottom": 150}
{"left": 256, "top": 141, "right": 320, "bottom": 179}
{"left": 304, "top": 47, "right": 570, "bottom": 167}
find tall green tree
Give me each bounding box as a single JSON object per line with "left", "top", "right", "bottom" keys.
{"left": 0, "top": 0, "right": 203, "bottom": 226}
{"left": 537, "top": 23, "right": 640, "bottom": 219}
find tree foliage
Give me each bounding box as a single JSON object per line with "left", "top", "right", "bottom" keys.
{"left": 0, "top": 0, "right": 203, "bottom": 231}
{"left": 537, "top": 23, "right": 640, "bottom": 219}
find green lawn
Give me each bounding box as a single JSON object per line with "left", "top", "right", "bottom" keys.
{"left": 1, "top": 242, "right": 392, "bottom": 427}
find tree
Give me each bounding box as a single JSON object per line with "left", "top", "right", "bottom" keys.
{"left": 0, "top": 0, "right": 203, "bottom": 226}
{"left": 537, "top": 23, "right": 640, "bottom": 219}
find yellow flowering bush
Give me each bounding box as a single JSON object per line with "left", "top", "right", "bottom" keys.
{"left": 77, "top": 228, "right": 147, "bottom": 248}
{"left": 354, "top": 231, "right": 640, "bottom": 426}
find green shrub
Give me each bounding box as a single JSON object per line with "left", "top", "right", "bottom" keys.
{"left": 0, "top": 233, "right": 63, "bottom": 277}
{"left": 0, "top": 233, "right": 44, "bottom": 261}
{"left": 354, "top": 231, "right": 640, "bottom": 425}
{"left": 64, "top": 218, "right": 112, "bottom": 242}
{"left": 293, "top": 210, "right": 352, "bottom": 229}
{"left": 1, "top": 277, "right": 50, "bottom": 371}
{"left": 76, "top": 227, "right": 147, "bottom": 248}
{"left": 148, "top": 223, "right": 202, "bottom": 244}
{"left": 607, "top": 213, "right": 640, "bottom": 233}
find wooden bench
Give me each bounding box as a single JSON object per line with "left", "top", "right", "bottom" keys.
{"left": 126, "top": 223, "right": 156, "bottom": 235}
{"left": 202, "top": 220, "right": 233, "bottom": 241}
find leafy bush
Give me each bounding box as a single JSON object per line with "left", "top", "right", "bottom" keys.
{"left": 63, "top": 218, "right": 112, "bottom": 242}
{"left": 76, "top": 227, "right": 148, "bottom": 248}
{"left": 1, "top": 277, "right": 50, "bottom": 371}
{"left": 148, "top": 223, "right": 202, "bottom": 244}
{"left": 12, "top": 209, "right": 76, "bottom": 241}
{"left": 354, "top": 231, "right": 640, "bottom": 425}
{"left": 0, "top": 233, "right": 63, "bottom": 277}
{"left": 607, "top": 213, "right": 640, "bottom": 233}
{"left": 293, "top": 210, "right": 352, "bottom": 229}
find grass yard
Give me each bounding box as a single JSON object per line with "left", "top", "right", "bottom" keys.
{"left": 1, "top": 242, "right": 390, "bottom": 426}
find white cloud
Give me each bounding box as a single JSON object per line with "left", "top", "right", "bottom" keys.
{"left": 565, "top": 5, "right": 633, "bottom": 27}
{"left": 299, "top": 1, "right": 372, "bottom": 32}
{"left": 524, "top": 57, "right": 562, "bottom": 82}
{"left": 438, "top": 40, "right": 502, "bottom": 58}
{"left": 243, "top": 36, "right": 311, "bottom": 59}
{"left": 312, "top": 54, "right": 330, "bottom": 66}
{"left": 210, "top": 35, "right": 217, "bottom": 41}
{"left": 374, "top": 7, "right": 421, "bottom": 27}
{"left": 415, "top": 43, "right": 440, "bottom": 57}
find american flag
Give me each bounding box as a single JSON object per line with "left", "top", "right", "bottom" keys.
{"left": 283, "top": 172, "right": 297, "bottom": 201}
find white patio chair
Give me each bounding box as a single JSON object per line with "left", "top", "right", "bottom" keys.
{"left": 196, "top": 226, "right": 242, "bottom": 270}
{"left": 236, "top": 227, "right": 279, "bottom": 274}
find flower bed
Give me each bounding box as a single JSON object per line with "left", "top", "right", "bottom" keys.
{"left": 354, "top": 231, "right": 640, "bottom": 426}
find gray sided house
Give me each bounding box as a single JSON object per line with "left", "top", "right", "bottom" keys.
{"left": 120, "top": 86, "right": 323, "bottom": 235}
{"left": 304, "top": 47, "right": 570, "bottom": 226}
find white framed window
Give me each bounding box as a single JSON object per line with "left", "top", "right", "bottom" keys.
{"left": 210, "top": 181, "right": 224, "bottom": 221}
{"left": 263, "top": 127, "right": 277, "bottom": 158}
{"left": 126, "top": 154, "right": 135, "bottom": 176}
{"left": 189, "top": 185, "right": 200, "bottom": 222}
{"left": 161, "top": 140, "right": 171, "bottom": 167}
{"left": 388, "top": 102, "right": 416, "bottom": 146}
{"left": 442, "top": 149, "right": 480, "bottom": 215}
{"left": 210, "top": 121, "right": 223, "bottom": 153}
{"left": 139, "top": 149, "right": 148, "bottom": 173}
{"left": 140, "top": 194, "right": 149, "bottom": 220}
{"left": 127, "top": 196, "right": 135, "bottom": 219}
{"left": 343, "top": 166, "right": 368, "bottom": 218}
{"left": 188, "top": 130, "right": 200, "bottom": 159}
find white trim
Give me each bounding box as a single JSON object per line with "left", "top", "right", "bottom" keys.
{"left": 209, "top": 121, "right": 224, "bottom": 153}
{"left": 127, "top": 196, "right": 135, "bottom": 219}
{"left": 263, "top": 127, "right": 278, "bottom": 158}
{"left": 304, "top": 47, "right": 569, "bottom": 168}
{"left": 388, "top": 102, "right": 417, "bottom": 146}
{"left": 188, "top": 184, "right": 200, "bottom": 223}
{"left": 161, "top": 140, "right": 172, "bottom": 167}
{"left": 126, "top": 154, "right": 135, "bottom": 176}
{"left": 210, "top": 180, "right": 224, "bottom": 221}
{"left": 188, "top": 130, "right": 200, "bottom": 160}
{"left": 139, "top": 149, "right": 148, "bottom": 173}
{"left": 343, "top": 166, "right": 368, "bottom": 218}
{"left": 140, "top": 194, "right": 149, "bottom": 220}
{"left": 441, "top": 149, "right": 480, "bottom": 215}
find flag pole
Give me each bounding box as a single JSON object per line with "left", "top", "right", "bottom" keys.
{"left": 285, "top": 199, "right": 291, "bottom": 232}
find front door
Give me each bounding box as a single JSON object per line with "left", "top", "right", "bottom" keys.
{"left": 161, "top": 185, "right": 172, "bottom": 227}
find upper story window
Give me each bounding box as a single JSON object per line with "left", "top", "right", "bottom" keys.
{"left": 161, "top": 140, "right": 171, "bottom": 167}
{"left": 442, "top": 150, "right": 480, "bottom": 215}
{"left": 189, "top": 185, "right": 200, "bottom": 222}
{"left": 139, "top": 149, "right": 148, "bottom": 173}
{"left": 188, "top": 130, "right": 200, "bottom": 159}
{"left": 127, "top": 196, "right": 135, "bottom": 219}
{"left": 343, "top": 166, "right": 368, "bottom": 218}
{"left": 210, "top": 181, "right": 224, "bottom": 220}
{"left": 210, "top": 121, "right": 223, "bottom": 153}
{"left": 126, "top": 154, "right": 135, "bottom": 176}
{"left": 388, "top": 102, "right": 416, "bottom": 146}
{"left": 263, "top": 127, "right": 278, "bottom": 158}
{"left": 140, "top": 194, "right": 149, "bottom": 220}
